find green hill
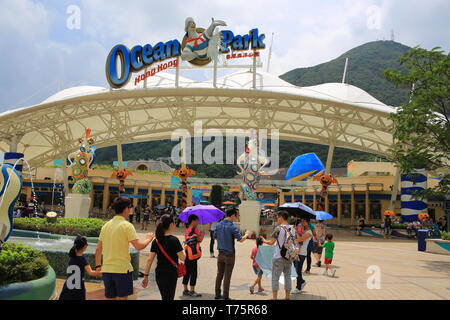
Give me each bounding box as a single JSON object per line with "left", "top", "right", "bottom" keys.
{"left": 96, "top": 41, "right": 411, "bottom": 177}
{"left": 280, "top": 40, "right": 411, "bottom": 106}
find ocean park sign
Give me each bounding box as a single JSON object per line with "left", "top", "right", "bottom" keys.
{"left": 105, "top": 17, "right": 266, "bottom": 88}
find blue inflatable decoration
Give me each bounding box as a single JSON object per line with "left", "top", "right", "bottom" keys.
{"left": 0, "top": 164, "right": 23, "bottom": 244}
{"left": 285, "top": 153, "right": 325, "bottom": 181}
{"left": 400, "top": 168, "right": 427, "bottom": 222}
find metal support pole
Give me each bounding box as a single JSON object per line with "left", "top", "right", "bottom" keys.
{"left": 9, "top": 136, "right": 18, "bottom": 153}
{"left": 252, "top": 50, "right": 257, "bottom": 89}
{"left": 213, "top": 56, "right": 218, "bottom": 88}
{"left": 342, "top": 57, "right": 349, "bottom": 84}
{"left": 325, "top": 142, "right": 335, "bottom": 174}
{"left": 117, "top": 143, "right": 124, "bottom": 170}
{"left": 181, "top": 136, "right": 187, "bottom": 169}
{"left": 61, "top": 157, "right": 69, "bottom": 196}
{"left": 175, "top": 57, "right": 180, "bottom": 88}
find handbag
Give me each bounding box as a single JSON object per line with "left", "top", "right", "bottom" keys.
{"left": 155, "top": 239, "right": 186, "bottom": 278}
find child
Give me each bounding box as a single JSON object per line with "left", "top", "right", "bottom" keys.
{"left": 59, "top": 235, "right": 102, "bottom": 300}
{"left": 249, "top": 237, "right": 265, "bottom": 294}
{"left": 322, "top": 233, "right": 336, "bottom": 277}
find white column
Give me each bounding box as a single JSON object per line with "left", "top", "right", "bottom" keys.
{"left": 389, "top": 167, "right": 401, "bottom": 211}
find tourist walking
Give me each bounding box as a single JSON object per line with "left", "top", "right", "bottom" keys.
{"left": 135, "top": 205, "right": 141, "bottom": 224}
{"left": 260, "top": 210, "right": 297, "bottom": 300}
{"left": 214, "top": 208, "right": 251, "bottom": 300}
{"left": 128, "top": 205, "right": 134, "bottom": 224}
{"left": 249, "top": 237, "right": 265, "bottom": 294}
{"left": 322, "top": 233, "right": 336, "bottom": 277}
{"left": 59, "top": 236, "right": 102, "bottom": 300}
{"left": 95, "top": 197, "right": 154, "bottom": 300}
{"left": 292, "top": 218, "right": 313, "bottom": 294}
{"left": 313, "top": 220, "right": 326, "bottom": 267}
{"left": 182, "top": 214, "right": 204, "bottom": 297}
{"left": 384, "top": 215, "right": 392, "bottom": 238}
{"left": 142, "top": 205, "right": 150, "bottom": 230}
{"left": 141, "top": 214, "right": 185, "bottom": 300}
{"left": 356, "top": 216, "right": 365, "bottom": 236}
{"left": 300, "top": 220, "right": 316, "bottom": 274}
{"left": 209, "top": 220, "right": 218, "bottom": 258}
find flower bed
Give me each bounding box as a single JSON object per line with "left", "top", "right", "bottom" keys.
{"left": 13, "top": 217, "right": 106, "bottom": 237}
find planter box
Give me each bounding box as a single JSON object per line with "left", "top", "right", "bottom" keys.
{"left": 425, "top": 239, "right": 450, "bottom": 255}
{"left": 65, "top": 193, "right": 91, "bottom": 218}
{"left": 0, "top": 266, "right": 56, "bottom": 300}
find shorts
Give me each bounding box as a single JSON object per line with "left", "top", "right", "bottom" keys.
{"left": 252, "top": 266, "right": 263, "bottom": 276}
{"left": 324, "top": 258, "right": 333, "bottom": 265}
{"left": 102, "top": 272, "right": 133, "bottom": 298}
{"left": 143, "top": 215, "right": 150, "bottom": 222}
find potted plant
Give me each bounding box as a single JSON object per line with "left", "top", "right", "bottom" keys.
{"left": 0, "top": 243, "right": 56, "bottom": 300}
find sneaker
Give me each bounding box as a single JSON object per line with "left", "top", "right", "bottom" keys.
{"left": 300, "top": 280, "right": 307, "bottom": 291}
{"left": 210, "top": 253, "right": 215, "bottom": 258}
{"left": 304, "top": 270, "right": 310, "bottom": 274}
{"left": 249, "top": 286, "right": 255, "bottom": 294}
{"left": 323, "top": 270, "right": 329, "bottom": 276}
{"left": 214, "top": 295, "right": 223, "bottom": 300}
{"left": 190, "top": 291, "right": 202, "bottom": 297}
{"left": 292, "top": 288, "right": 301, "bottom": 294}
{"left": 183, "top": 290, "right": 191, "bottom": 297}
{"left": 331, "top": 269, "right": 336, "bottom": 277}
{"left": 258, "top": 287, "right": 265, "bottom": 292}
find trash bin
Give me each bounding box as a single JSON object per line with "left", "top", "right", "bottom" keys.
{"left": 417, "top": 229, "right": 428, "bottom": 251}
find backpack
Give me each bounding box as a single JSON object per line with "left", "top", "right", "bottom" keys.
{"left": 277, "top": 226, "right": 300, "bottom": 261}
{"left": 185, "top": 228, "right": 202, "bottom": 260}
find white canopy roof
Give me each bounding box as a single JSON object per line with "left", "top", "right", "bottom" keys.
{"left": 0, "top": 70, "right": 395, "bottom": 167}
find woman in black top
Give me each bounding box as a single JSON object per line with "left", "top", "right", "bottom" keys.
{"left": 59, "top": 236, "right": 102, "bottom": 300}
{"left": 141, "top": 214, "right": 185, "bottom": 300}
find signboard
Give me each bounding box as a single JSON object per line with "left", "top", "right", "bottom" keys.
{"left": 106, "top": 17, "right": 266, "bottom": 88}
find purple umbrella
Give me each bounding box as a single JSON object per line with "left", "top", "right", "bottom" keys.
{"left": 179, "top": 205, "right": 225, "bottom": 224}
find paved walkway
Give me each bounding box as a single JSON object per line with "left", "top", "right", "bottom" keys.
{"left": 55, "top": 225, "right": 450, "bottom": 300}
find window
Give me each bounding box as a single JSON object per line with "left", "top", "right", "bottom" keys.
{"left": 356, "top": 200, "right": 365, "bottom": 219}
{"left": 342, "top": 200, "right": 351, "bottom": 218}
{"left": 329, "top": 201, "right": 338, "bottom": 217}
{"left": 370, "top": 200, "right": 381, "bottom": 220}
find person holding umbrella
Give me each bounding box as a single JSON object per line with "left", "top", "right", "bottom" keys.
{"left": 182, "top": 214, "right": 204, "bottom": 297}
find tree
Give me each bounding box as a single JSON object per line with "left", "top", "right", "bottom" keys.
{"left": 385, "top": 46, "right": 450, "bottom": 199}
{"left": 209, "top": 185, "right": 223, "bottom": 207}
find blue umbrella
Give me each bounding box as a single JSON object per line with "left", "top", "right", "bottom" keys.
{"left": 179, "top": 205, "right": 225, "bottom": 224}
{"left": 313, "top": 211, "right": 334, "bottom": 220}
{"left": 279, "top": 202, "right": 315, "bottom": 219}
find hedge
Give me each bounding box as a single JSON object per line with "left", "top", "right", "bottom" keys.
{"left": 0, "top": 243, "right": 49, "bottom": 286}
{"left": 13, "top": 217, "right": 106, "bottom": 237}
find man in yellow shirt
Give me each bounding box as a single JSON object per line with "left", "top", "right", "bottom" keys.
{"left": 95, "top": 197, "right": 154, "bottom": 300}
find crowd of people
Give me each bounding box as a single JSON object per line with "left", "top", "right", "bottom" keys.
{"left": 59, "top": 197, "right": 337, "bottom": 301}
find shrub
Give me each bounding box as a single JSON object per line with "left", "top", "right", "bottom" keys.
{"left": 0, "top": 243, "right": 49, "bottom": 286}
{"left": 13, "top": 217, "right": 106, "bottom": 237}
{"left": 441, "top": 231, "right": 450, "bottom": 241}
{"left": 72, "top": 178, "right": 93, "bottom": 194}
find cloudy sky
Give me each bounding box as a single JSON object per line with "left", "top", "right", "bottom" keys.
{"left": 0, "top": 0, "right": 449, "bottom": 113}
